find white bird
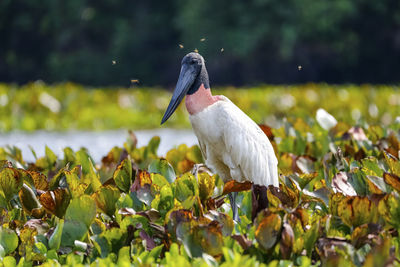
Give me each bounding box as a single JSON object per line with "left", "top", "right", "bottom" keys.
{"left": 161, "top": 52, "right": 279, "bottom": 220}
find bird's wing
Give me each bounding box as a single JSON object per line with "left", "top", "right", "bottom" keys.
{"left": 217, "top": 98, "right": 279, "bottom": 187}
{"left": 198, "top": 138, "right": 207, "bottom": 161}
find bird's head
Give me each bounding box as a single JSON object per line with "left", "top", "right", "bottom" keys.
{"left": 161, "top": 52, "right": 210, "bottom": 124}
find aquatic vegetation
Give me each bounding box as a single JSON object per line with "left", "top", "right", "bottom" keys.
{"left": 0, "top": 109, "right": 399, "bottom": 266}
{"left": 0, "top": 82, "right": 398, "bottom": 131}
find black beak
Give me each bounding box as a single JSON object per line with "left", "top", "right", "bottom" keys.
{"left": 161, "top": 63, "right": 198, "bottom": 124}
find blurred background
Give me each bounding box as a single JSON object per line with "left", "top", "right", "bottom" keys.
{"left": 1, "top": 0, "right": 399, "bottom": 162}
{"left": 1, "top": 0, "right": 400, "bottom": 87}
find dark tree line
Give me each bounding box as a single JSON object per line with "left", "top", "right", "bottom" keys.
{"left": 1, "top": 0, "right": 400, "bottom": 87}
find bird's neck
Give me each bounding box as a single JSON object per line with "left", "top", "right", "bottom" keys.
{"left": 188, "top": 64, "right": 209, "bottom": 95}
{"left": 185, "top": 84, "right": 220, "bottom": 115}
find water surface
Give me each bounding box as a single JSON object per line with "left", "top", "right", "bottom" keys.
{"left": 0, "top": 129, "right": 198, "bottom": 162}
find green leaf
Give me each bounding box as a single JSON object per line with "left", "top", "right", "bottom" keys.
{"left": 62, "top": 195, "right": 96, "bottom": 246}
{"left": 141, "top": 244, "right": 164, "bottom": 263}
{"left": 177, "top": 221, "right": 223, "bottom": 257}
{"left": 76, "top": 149, "right": 102, "bottom": 193}
{"left": 175, "top": 173, "right": 198, "bottom": 202}
{"left": 148, "top": 159, "right": 176, "bottom": 183}
{"left": 198, "top": 173, "right": 215, "bottom": 201}
{"left": 35, "top": 242, "right": 47, "bottom": 254}
{"left": 113, "top": 158, "right": 132, "bottom": 193}
{"left": 304, "top": 221, "right": 319, "bottom": 256}
{"left": 45, "top": 145, "right": 57, "bottom": 168}
{"left": 116, "top": 192, "right": 144, "bottom": 212}
{"left": 49, "top": 219, "right": 64, "bottom": 250}
{"left": 146, "top": 136, "right": 160, "bottom": 156}
{"left": 0, "top": 167, "right": 23, "bottom": 203}
{"left": 151, "top": 184, "right": 174, "bottom": 217}
{"left": 0, "top": 228, "right": 18, "bottom": 255}
{"left": 19, "top": 183, "right": 41, "bottom": 214}
{"left": 65, "top": 166, "right": 87, "bottom": 198}
{"left": 63, "top": 147, "right": 76, "bottom": 165}
{"left": 151, "top": 173, "right": 170, "bottom": 192}
{"left": 384, "top": 152, "right": 400, "bottom": 177}
{"left": 100, "top": 228, "right": 127, "bottom": 253}
{"left": 378, "top": 194, "right": 400, "bottom": 229}
{"left": 255, "top": 212, "right": 282, "bottom": 250}
{"left": 187, "top": 145, "right": 203, "bottom": 163}
{"left": 2, "top": 256, "right": 16, "bottom": 267}
{"left": 76, "top": 149, "right": 94, "bottom": 176}
{"left": 92, "top": 186, "right": 120, "bottom": 216}
{"left": 337, "top": 196, "right": 378, "bottom": 227}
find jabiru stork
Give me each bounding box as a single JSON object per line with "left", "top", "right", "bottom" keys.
{"left": 161, "top": 52, "right": 279, "bottom": 221}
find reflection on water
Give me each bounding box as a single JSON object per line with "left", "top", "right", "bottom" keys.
{"left": 0, "top": 129, "right": 198, "bottom": 162}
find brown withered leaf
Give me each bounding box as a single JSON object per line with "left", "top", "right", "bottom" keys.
{"left": 39, "top": 188, "right": 71, "bottom": 218}
{"left": 131, "top": 170, "right": 152, "bottom": 191}
{"left": 222, "top": 180, "right": 252, "bottom": 195}
{"left": 206, "top": 197, "right": 225, "bottom": 210}
{"left": 268, "top": 185, "right": 294, "bottom": 207}
{"left": 354, "top": 148, "right": 366, "bottom": 161}
{"left": 232, "top": 234, "right": 252, "bottom": 250}
{"left": 383, "top": 172, "right": 400, "bottom": 192}
{"left": 178, "top": 159, "right": 195, "bottom": 174}
{"left": 344, "top": 144, "right": 356, "bottom": 157}
{"left": 351, "top": 223, "right": 382, "bottom": 249}
{"left": 388, "top": 133, "right": 400, "bottom": 152}
{"left": 280, "top": 223, "right": 294, "bottom": 259}
{"left": 101, "top": 148, "right": 121, "bottom": 167}
{"left": 31, "top": 208, "right": 45, "bottom": 218}
{"left": 28, "top": 171, "right": 49, "bottom": 191}
{"left": 258, "top": 124, "right": 274, "bottom": 140}
{"left": 140, "top": 229, "right": 156, "bottom": 251}
{"left": 291, "top": 208, "right": 310, "bottom": 228}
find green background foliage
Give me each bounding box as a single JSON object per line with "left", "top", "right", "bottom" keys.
{"left": 0, "top": 82, "right": 399, "bottom": 132}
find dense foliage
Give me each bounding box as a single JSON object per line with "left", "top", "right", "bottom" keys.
{"left": 1, "top": 0, "right": 400, "bottom": 86}
{"left": 0, "top": 100, "right": 400, "bottom": 265}
{"left": 0, "top": 82, "right": 399, "bottom": 132}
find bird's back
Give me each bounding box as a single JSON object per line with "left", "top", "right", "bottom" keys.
{"left": 189, "top": 96, "right": 279, "bottom": 187}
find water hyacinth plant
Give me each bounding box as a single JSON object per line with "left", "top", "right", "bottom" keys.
{"left": 0, "top": 105, "right": 399, "bottom": 266}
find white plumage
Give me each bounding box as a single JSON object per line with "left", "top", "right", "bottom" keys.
{"left": 189, "top": 96, "right": 279, "bottom": 187}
